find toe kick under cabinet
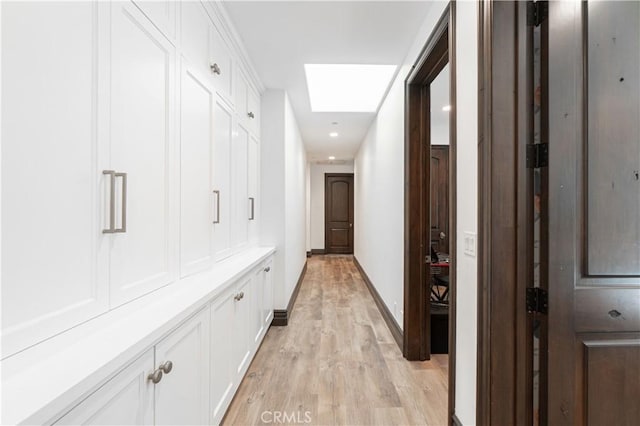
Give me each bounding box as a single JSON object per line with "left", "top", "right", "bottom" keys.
{"left": 52, "top": 256, "right": 274, "bottom": 426}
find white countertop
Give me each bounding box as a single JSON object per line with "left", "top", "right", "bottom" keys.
{"left": 1, "top": 246, "right": 276, "bottom": 425}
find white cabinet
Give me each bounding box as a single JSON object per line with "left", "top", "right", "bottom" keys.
{"left": 56, "top": 308, "right": 210, "bottom": 426}
{"left": 247, "top": 88, "right": 261, "bottom": 136}
{"left": 212, "top": 97, "right": 234, "bottom": 260}
{"left": 109, "top": 1, "right": 177, "bottom": 307}
{"left": 1, "top": 1, "right": 110, "bottom": 357}
{"left": 133, "top": 0, "right": 176, "bottom": 41}
{"left": 232, "top": 125, "right": 250, "bottom": 250}
{"left": 235, "top": 70, "right": 260, "bottom": 136}
{"left": 233, "top": 275, "right": 254, "bottom": 376}
{"left": 210, "top": 287, "right": 237, "bottom": 425}
{"left": 55, "top": 350, "right": 155, "bottom": 425}
{"left": 180, "top": 62, "right": 215, "bottom": 277}
{"left": 262, "top": 259, "right": 275, "bottom": 327}
{"left": 248, "top": 135, "right": 260, "bottom": 245}
{"left": 155, "top": 308, "right": 210, "bottom": 425}
{"left": 209, "top": 25, "right": 234, "bottom": 104}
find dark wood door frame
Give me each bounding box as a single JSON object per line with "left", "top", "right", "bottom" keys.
{"left": 404, "top": 3, "right": 458, "bottom": 425}
{"left": 477, "top": 1, "right": 534, "bottom": 424}
{"left": 324, "top": 173, "right": 354, "bottom": 254}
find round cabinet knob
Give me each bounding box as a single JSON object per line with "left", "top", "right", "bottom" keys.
{"left": 210, "top": 63, "right": 221, "bottom": 75}
{"left": 239, "top": 291, "right": 245, "bottom": 300}
{"left": 159, "top": 360, "right": 173, "bottom": 374}
{"left": 147, "top": 369, "right": 163, "bottom": 384}
{"left": 264, "top": 266, "right": 271, "bottom": 273}
{"left": 247, "top": 112, "right": 255, "bottom": 119}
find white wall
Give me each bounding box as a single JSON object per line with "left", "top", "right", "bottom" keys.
{"left": 260, "top": 90, "right": 308, "bottom": 310}
{"left": 309, "top": 162, "right": 354, "bottom": 250}
{"left": 454, "top": 2, "right": 478, "bottom": 424}
{"left": 354, "top": 2, "right": 478, "bottom": 424}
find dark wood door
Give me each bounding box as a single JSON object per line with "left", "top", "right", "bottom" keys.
{"left": 325, "top": 174, "right": 354, "bottom": 254}
{"left": 547, "top": 2, "right": 640, "bottom": 424}
{"left": 430, "top": 146, "right": 449, "bottom": 254}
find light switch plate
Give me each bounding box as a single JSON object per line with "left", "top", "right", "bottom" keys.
{"left": 464, "top": 231, "right": 477, "bottom": 257}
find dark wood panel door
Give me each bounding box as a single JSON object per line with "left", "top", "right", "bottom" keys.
{"left": 547, "top": 2, "right": 640, "bottom": 424}
{"left": 430, "top": 146, "right": 449, "bottom": 254}
{"left": 325, "top": 174, "right": 354, "bottom": 254}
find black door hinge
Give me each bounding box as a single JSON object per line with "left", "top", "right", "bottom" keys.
{"left": 526, "top": 143, "right": 548, "bottom": 169}
{"left": 527, "top": 1, "right": 548, "bottom": 27}
{"left": 526, "top": 287, "right": 548, "bottom": 314}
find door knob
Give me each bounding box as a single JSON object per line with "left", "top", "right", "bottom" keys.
{"left": 159, "top": 360, "right": 173, "bottom": 374}
{"left": 440, "top": 232, "right": 446, "bottom": 240}
{"left": 148, "top": 369, "right": 163, "bottom": 384}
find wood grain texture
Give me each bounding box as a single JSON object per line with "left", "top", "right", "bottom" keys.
{"left": 223, "top": 255, "right": 448, "bottom": 426}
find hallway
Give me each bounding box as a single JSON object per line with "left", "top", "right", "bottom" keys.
{"left": 223, "top": 256, "right": 448, "bottom": 425}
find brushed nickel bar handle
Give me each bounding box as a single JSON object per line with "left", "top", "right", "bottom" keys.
{"left": 102, "top": 170, "right": 116, "bottom": 234}
{"left": 115, "top": 172, "right": 127, "bottom": 233}
{"left": 213, "top": 190, "right": 220, "bottom": 224}
{"left": 249, "top": 197, "right": 255, "bottom": 220}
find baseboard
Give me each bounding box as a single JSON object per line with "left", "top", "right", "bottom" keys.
{"left": 306, "top": 251, "right": 311, "bottom": 258}
{"left": 310, "top": 249, "right": 326, "bottom": 255}
{"left": 452, "top": 413, "right": 463, "bottom": 426}
{"left": 353, "top": 256, "right": 403, "bottom": 350}
{"left": 271, "top": 261, "right": 307, "bottom": 327}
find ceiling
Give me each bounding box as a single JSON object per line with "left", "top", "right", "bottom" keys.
{"left": 223, "top": 1, "right": 434, "bottom": 161}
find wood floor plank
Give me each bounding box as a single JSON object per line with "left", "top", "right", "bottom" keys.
{"left": 222, "top": 255, "right": 448, "bottom": 425}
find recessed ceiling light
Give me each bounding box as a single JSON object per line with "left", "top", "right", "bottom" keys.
{"left": 442, "top": 105, "right": 452, "bottom": 112}
{"left": 305, "top": 64, "right": 397, "bottom": 112}
{"left": 329, "top": 156, "right": 336, "bottom": 160}
{"left": 329, "top": 132, "right": 339, "bottom": 138}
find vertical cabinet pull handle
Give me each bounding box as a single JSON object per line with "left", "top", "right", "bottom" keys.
{"left": 103, "top": 170, "right": 116, "bottom": 233}
{"left": 249, "top": 197, "right": 255, "bottom": 220}
{"left": 213, "top": 190, "right": 220, "bottom": 224}
{"left": 103, "top": 171, "right": 127, "bottom": 233}
{"left": 115, "top": 172, "right": 127, "bottom": 233}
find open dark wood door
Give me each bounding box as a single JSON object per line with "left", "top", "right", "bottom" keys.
{"left": 547, "top": 1, "right": 640, "bottom": 424}
{"left": 325, "top": 174, "right": 354, "bottom": 254}
{"left": 430, "top": 146, "right": 449, "bottom": 254}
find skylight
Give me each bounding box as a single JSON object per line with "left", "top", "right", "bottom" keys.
{"left": 304, "top": 64, "right": 397, "bottom": 112}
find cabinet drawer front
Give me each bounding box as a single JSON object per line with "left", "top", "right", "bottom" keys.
{"left": 109, "top": 1, "right": 177, "bottom": 306}
{"left": 54, "top": 349, "right": 154, "bottom": 425}
{"left": 1, "top": 1, "right": 109, "bottom": 358}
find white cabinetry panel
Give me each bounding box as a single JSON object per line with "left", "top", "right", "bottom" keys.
{"left": 180, "top": 63, "right": 215, "bottom": 276}
{"left": 263, "top": 259, "right": 275, "bottom": 326}
{"left": 133, "top": 0, "right": 176, "bottom": 41}
{"left": 155, "top": 308, "right": 210, "bottom": 425}
{"left": 109, "top": 2, "right": 176, "bottom": 307}
{"left": 55, "top": 349, "right": 154, "bottom": 425}
{"left": 248, "top": 135, "right": 259, "bottom": 245}
{"left": 1, "top": 1, "right": 109, "bottom": 358}
{"left": 212, "top": 98, "right": 233, "bottom": 260}
{"left": 234, "top": 275, "right": 253, "bottom": 376}
{"left": 180, "top": 1, "right": 210, "bottom": 76}
{"left": 232, "top": 125, "right": 249, "bottom": 250}
{"left": 210, "top": 287, "right": 237, "bottom": 424}
{"left": 209, "top": 25, "right": 234, "bottom": 104}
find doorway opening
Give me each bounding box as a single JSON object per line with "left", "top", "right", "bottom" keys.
{"left": 324, "top": 173, "right": 354, "bottom": 254}
{"left": 404, "top": 3, "right": 457, "bottom": 424}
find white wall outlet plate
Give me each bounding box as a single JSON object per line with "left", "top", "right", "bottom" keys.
{"left": 463, "top": 231, "right": 477, "bottom": 257}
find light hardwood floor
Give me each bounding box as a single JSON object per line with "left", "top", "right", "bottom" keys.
{"left": 223, "top": 255, "right": 449, "bottom": 426}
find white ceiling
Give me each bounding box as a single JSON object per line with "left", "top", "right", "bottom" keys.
{"left": 223, "top": 1, "right": 434, "bottom": 161}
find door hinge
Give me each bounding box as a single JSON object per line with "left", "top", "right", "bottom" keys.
{"left": 526, "top": 143, "right": 548, "bottom": 168}
{"left": 527, "top": 1, "right": 548, "bottom": 27}
{"left": 526, "top": 287, "right": 548, "bottom": 314}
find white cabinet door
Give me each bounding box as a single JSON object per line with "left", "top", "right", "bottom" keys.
{"left": 180, "top": 0, "right": 210, "bottom": 77}
{"left": 55, "top": 349, "right": 154, "bottom": 425}
{"left": 232, "top": 124, "right": 249, "bottom": 250}
{"left": 1, "top": 1, "right": 109, "bottom": 357}
{"left": 209, "top": 24, "right": 234, "bottom": 104}
{"left": 247, "top": 87, "right": 261, "bottom": 136}
{"left": 210, "top": 287, "right": 237, "bottom": 425}
{"left": 109, "top": 2, "right": 177, "bottom": 307}
{"left": 248, "top": 135, "right": 259, "bottom": 245}
{"left": 233, "top": 275, "right": 253, "bottom": 376}
{"left": 235, "top": 69, "right": 249, "bottom": 124}
{"left": 252, "top": 267, "right": 266, "bottom": 346}
{"left": 262, "top": 259, "right": 275, "bottom": 327}
{"left": 133, "top": 0, "right": 176, "bottom": 42}
{"left": 155, "top": 308, "right": 210, "bottom": 426}
{"left": 180, "top": 62, "right": 215, "bottom": 277}
{"left": 212, "top": 97, "right": 233, "bottom": 260}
